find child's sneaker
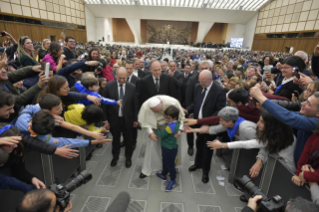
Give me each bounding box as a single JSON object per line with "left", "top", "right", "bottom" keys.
{"left": 156, "top": 173, "right": 167, "bottom": 181}
{"left": 165, "top": 180, "right": 176, "bottom": 191}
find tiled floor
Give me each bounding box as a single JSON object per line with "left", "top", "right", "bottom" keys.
{"left": 71, "top": 130, "right": 246, "bottom": 212}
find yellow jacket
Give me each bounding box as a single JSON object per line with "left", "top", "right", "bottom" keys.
{"left": 64, "top": 104, "right": 101, "bottom": 132}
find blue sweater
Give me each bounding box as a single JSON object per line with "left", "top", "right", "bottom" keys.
{"left": 0, "top": 173, "right": 35, "bottom": 193}
{"left": 15, "top": 105, "right": 90, "bottom": 148}
{"left": 74, "top": 82, "right": 118, "bottom": 106}
{"left": 262, "top": 99, "right": 319, "bottom": 166}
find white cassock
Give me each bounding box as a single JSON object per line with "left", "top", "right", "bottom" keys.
{"left": 138, "top": 95, "right": 185, "bottom": 176}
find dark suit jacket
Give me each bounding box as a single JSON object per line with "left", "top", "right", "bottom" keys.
{"left": 187, "top": 82, "right": 226, "bottom": 119}
{"left": 185, "top": 72, "right": 199, "bottom": 108}
{"left": 181, "top": 72, "right": 193, "bottom": 107}
{"left": 138, "top": 73, "right": 177, "bottom": 106}
{"left": 103, "top": 81, "right": 138, "bottom": 129}
{"left": 164, "top": 70, "right": 183, "bottom": 102}
{"left": 137, "top": 69, "right": 146, "bottom": 78}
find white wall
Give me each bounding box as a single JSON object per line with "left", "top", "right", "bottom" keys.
{"left": 85, "top": 5, "right": 96, "bottom": 42}
{"left": 105, "top": 18, "right": 113, "bottom": 42}
{"left": 195, "top": 22, "right": 214, "bottom": 43}
{"left": 95, "top": 18, "right": 105, "bottom": 42}
{"left": 86, "top": 5, "right": 257, "bottom": 24}
{"left": 243, "top": 14, "right": 258, "bottom": 50}
{"left": 126, "top": 18, "right": 143, "bottom": 44}
{"left": 225, "top": 24, "right": 246, "bottom": 43}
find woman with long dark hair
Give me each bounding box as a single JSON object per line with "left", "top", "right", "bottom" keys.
{"left": 42, "top": 42, "right": 65, "bottom": 72}
{"left": 18, "top": 36, "right": 38, "bottom": 67}
{"left": 207, "top": 110, "right": 296, "bottom": 177}
{"left": 35, "top": 75, "right": 100, "bottom": 106}
{"left": 81, "top": 48, "right": 101, "bottom": 73}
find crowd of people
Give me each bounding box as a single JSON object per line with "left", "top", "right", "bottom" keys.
{"left": 0, "top": 29, "right": 319, "bottom": 212}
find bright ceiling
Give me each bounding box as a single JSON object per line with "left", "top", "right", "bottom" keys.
{"left": 83, "top": 0, "right": 269, "bottom": 11}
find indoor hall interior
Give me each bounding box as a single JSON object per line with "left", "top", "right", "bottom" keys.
{"left": 71, "top": 130, "right": 246, "bottom": 212}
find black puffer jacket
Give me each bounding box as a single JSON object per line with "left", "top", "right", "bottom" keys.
{"left": 271, "top": 99, "right": 302, "bottom": 112}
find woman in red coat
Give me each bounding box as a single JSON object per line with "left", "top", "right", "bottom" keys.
{"left": 110, "top": 51, "right": 118, "bottom": 67}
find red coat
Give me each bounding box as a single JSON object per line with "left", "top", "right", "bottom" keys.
{"left": 296, "top": 133, "right": 319, "bottom": 182}
{"left": 101, "top": 65, "right": 114, "bottom": 82}
{"left": 110, "top": 58, "right": 117, "bottom": 67}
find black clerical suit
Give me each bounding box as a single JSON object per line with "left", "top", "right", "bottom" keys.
{"left": 103, "top": 80, "right": 138, "bottom": 160}
{"left": 138, "top": 73, "right": 177, "bottom": 107}
{"left": 185, "top": 72, "right": 199, "bottom": 149}
{"left": 187, "top": 82, "right": 226, "bottom": 175}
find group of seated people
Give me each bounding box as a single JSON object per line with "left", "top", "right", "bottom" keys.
{"left": 0, "top": 29, "right": 319, "bottom": 212}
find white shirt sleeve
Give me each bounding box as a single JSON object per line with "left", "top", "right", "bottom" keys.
{"left": 208, "top": 124, "right": 226, "bottom": 135}
{"left": 227, "top": 139, "right": 266, "bottom": 149}
{"left": 146, "top": 127, "right": 153, "bottom": 135}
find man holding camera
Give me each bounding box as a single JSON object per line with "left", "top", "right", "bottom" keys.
{"left": 242, "top": 195, "right": 319, "bottom": 212}
{"left": 16, "top": 189, "right": 73, "bottom": 212}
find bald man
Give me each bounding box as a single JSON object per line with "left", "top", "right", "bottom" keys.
{"left": 186, "top": 70, "right": 226, "bottom": 183}
{"left": 138, "top": 60, "right": 177, "bottom": 107}
{"left": 103, "top": 67, "right": 139, "bottom": 168}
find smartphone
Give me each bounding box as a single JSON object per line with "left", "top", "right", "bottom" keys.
{"left": 0, "top": 32, "right": 6, "bottom": 37}
{"left": 80, "top": 52, "right": 87, "bottom": 60}
{"left": 292, "top": 90, "right": 300, "bottom": 98}
{"left": 40, "top": 62, "right": 46, "bottom": 71}
{"left": 63, "top": 29, "right": 66, "bottom": 34}
{"left": 45, "top": 63, "right": 50, "bottom": 78}
{"left": 293, "top": 67, "right": 300, "bottom": 79}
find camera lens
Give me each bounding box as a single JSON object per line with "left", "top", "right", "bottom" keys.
{"left": 64, "top": 170, "right": 92, "bottom": 193}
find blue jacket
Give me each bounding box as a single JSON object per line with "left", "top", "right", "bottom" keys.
{"left": 57, "top": 61, "right": 86, "bottom": 88}
{"left": 0, "top": 173, "right": 35, "bottom": 193}
{"left": 15, "top": 105, "right": 90, "bottom": 148}
{"left": 262, "top": 100, "right": 319, "bottom": 166}
{"left": 74, "top": 82, "right": 118, "bottom": 106}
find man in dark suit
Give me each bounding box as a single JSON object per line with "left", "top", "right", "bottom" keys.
{"left": 181, "top": 64, "right": 192, "bottom": 108}
{"left": 138, "top": 60, "right": 177, "bottom": 107}
{"left": 133, "top": 58, "right": 146, "bottom": 79}
{"left": 161, "top": 61, "right": 169, "bottom": 74}
{"left": 164, "top": 61, "right": 183, "bottom": 102}
{"left": 186, "top": 70, "right": 226, "bottom": 183}
{"left": 185, "top": 61, "right": 210, "bottom": 156}
{"left": 103, "top": 67, "right": 139, "bottom": 168}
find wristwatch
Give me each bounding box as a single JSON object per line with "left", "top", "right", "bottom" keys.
{"left": 222, "top": 143, "right": 225, "bottom": 148}
{"left": 85, "top": 61, "right": 88, "bottom": 65}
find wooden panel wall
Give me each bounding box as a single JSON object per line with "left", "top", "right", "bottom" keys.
{"left": 112, "top": 18, "right": 134, "bottom": 42}
{"left": 141, "top": 20, "right": 147, "bottom": 43}
{"left": 203, "top": 23, "right": 228, "bottom": 43}
{"left": 190, "top": 22, "right": 198, "bottom": 42}
{"left": 0, "top": 21, "right": 87, "bottom": 43}
{"left": 252, "top": 37, "right": 319, "bottom": 55}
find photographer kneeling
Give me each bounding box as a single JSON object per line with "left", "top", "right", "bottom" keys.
{"left": 16, "top": 189, "right": 72, "bottom": 212}
{"left": 243, "top": 195, "right": 319, "bottom": 212}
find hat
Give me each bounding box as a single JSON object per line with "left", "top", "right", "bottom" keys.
{"left": 8, "top": 62, "right": 18, "bottom": 70}
{"left": 148, "top": 97, "right": 161, "bottom": 108}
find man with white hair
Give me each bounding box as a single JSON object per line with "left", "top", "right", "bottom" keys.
{"left": 294, "top": 50, "right": 310, "bottom": 76}
{"left": 138, "top": 95, "right": 185, "bottom": 178}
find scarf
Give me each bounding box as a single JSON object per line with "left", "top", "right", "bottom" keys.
{"left": 227, "top": 117, "right": 245, "bottom": 141}
{"left": 28, "top": 122, "right": 39, "bottom": 137}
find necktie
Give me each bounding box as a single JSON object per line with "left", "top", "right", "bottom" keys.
{"left": 127, "top": 77, "right": 130, "bottom": 82}
{"left": 119, "top": 85, "right": 124, "bottom": 116}
{"left": 195, "top": 88, "right": 207, "bottom": 117}
{"left": 155, "top": 78, "right": 159, "bottom": 92}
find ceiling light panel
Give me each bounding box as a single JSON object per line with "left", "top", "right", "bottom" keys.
{"left": 84, "top": 0, "right": 268, "bottom": 10}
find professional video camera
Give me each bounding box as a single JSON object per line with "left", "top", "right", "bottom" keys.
{"left": 50, "top": 170, "right": 92, "bottom": 211}
{"left": 235, "top": 175, "right": 285, "bottom": 212}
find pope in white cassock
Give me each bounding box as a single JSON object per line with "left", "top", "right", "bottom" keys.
{"left": 138, "top": 95, "right": 185, "bottom": 178}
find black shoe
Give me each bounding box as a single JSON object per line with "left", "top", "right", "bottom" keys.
{"left": 202, "top": 174, "right": 209, "bottom": 183}
{"left": 240, "top": 194, "right": 248, "bottom": 203}
{"left": 139, "top": 173, "right": 147, "bottom": 179}
{"left": 120, "top": 141, "right": 125, "bottom": 148}
{"left": 187, "top": 147, "right": 194, "bottom": 156}
{"left": 125, "top": 159, "right": 132, "bottom": 168}
{"left": 188, "top": 164, "right": 201, "bottom": 172}
{"left": 110, "top": 158, "right": 118, "bottom": 167}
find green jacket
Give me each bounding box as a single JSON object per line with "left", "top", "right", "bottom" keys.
{"left": 19, "top": 54, "right": 38, "bottom": 67}
{"left": 155, "top": 121, "right": 179, "bottom": 149}
{"left": 3, "top": 66, "right": 42, "bottom": 107}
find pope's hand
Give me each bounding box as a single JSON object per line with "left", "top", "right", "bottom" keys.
{"left": 149, "top": 132, "right": 157, "bottom": 141}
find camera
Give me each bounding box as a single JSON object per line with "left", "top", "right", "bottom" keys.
{"left": 293, "top": 66, "right": 300, "bottom": 79}
{"left": 96, "top": 62, "right": 104, "bottom": 72}
{"left": 235, "top": 175, "right": 285, "bottom": 212}
{"left": 50, "top": 170, "right": 92, "bottom": 211}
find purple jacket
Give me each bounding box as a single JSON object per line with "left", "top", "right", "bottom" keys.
{"left": 42, "top": 54, "right": 57, "bottom": 71}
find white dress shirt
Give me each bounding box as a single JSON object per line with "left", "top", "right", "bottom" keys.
{"left": 152, "top": 75, "right": 160, "bottom": 85}
{"left": 198, "top": 81, "right": 213, "bottom": 119}
{"left": 127, "top": 74, "right": 133, "bottom": 83}
{"left": 133, "top": 70, "right": 138, "bottom": 77}
{"left": 117, "top": 82, "right": 126, "bottom": 117}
